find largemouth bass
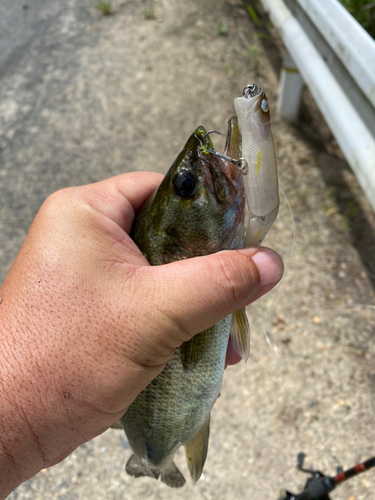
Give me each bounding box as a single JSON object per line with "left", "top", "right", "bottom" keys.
{"left": 120, "top": 85, "right": 279, "bottom": 488}
{"left": 120, "top": 120, "right": 247, "bottom": 488}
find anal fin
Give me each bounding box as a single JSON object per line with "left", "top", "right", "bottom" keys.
{"left": 230, "top": 308, "right": 250, "bottom": 362}
{"left": 184, "top": 418, "right": 210, "bottom": 483}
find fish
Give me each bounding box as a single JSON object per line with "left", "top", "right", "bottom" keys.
{"left": 120, "top": 119, "right": 249, "bottom": 488}
{"left": 119, "top": 84, "right": 279, "bottom": 488}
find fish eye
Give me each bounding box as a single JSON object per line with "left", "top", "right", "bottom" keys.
{"left": 261, "top": 99, "right": 269, "bottom": 113}
{"left": 173, "top": 169, "right": 197, "bottom": 198}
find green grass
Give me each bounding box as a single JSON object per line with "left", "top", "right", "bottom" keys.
{"left": 217, "top": 21, "right": 228, "bottom": 36}
{"left": 143, "top": 2, "right": 156, "bottom": 20}
{"left": 246, "top": 43, "right": 261, "bottom": 61}
{"left": 245, "top": 43, "right": 261, "bottom": 72}
{"left": 338, "top": 0, "right": 375, "bottom": 37}
{"left": 246, "top": 4, "right": 260, "bottom": 26}
{"left": 247, "top": 43, "right": 261, "bottom": 57}
{"left": 93, "top": 0, "right": 113, "bottom": 15}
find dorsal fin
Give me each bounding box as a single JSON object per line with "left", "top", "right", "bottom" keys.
{"left": 230, "top": 309, "right": 250, "bottom": 362}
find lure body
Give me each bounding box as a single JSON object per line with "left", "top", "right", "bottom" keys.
{"left": 234, "top": 85, "right": 279, "bottom": 246}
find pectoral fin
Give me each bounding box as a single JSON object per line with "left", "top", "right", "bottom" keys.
{"left": 180, "top": 328, "right": 215, "bottom": 370}
{"left": 230, "top": 309, "right": 250, "bottom": 362}
{"left": 184, "top": 418, "right": 210, "bottom": 482}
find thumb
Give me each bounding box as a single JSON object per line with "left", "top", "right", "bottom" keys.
{"left": 130, "top": 247, "right": 283, "bottom": 365}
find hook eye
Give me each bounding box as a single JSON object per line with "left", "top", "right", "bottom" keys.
{"left": 243, "top": 84, "right": 257, "bottom": 98}
{"left": 237, "top": 158, "right": 248, "bottom": 175}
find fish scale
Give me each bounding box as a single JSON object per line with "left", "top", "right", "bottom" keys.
{"left": 121, "top": 316, "right": 231, "bottom": 474}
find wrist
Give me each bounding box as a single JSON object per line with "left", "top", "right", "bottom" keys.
{"left": 0, "top": 308, "right": 45, "bottom": 497}
{"left": 0, "top": 282, "right": 70, "bottom": 497}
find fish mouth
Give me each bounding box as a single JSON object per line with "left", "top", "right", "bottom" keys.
{"left": 195, "top": 118, "right": 244, "bottom": 206}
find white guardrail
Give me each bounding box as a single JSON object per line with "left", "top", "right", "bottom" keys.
{"left": 258, "top": 0, "right": 375, "bottom": 212}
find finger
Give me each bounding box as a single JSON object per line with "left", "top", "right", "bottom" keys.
{"left": 98, "top": 171, "right": 164, "bottom": 213}
{"left": 154, "top": 247, "right": 284, "bottom": 336}
{"left": 125, "top": 247, "right": 283, "bottom": 366}
{"left": 73, "top": 172, "right": 164, "bottom": 233}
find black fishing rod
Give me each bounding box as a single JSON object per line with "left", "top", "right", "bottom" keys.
{"left": 278, "top": 452, "right": 375, "bottom": 500}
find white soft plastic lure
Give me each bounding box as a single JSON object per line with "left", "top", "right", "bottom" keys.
{"left": 234, "top": 84, "right": 279, "bottom": 247}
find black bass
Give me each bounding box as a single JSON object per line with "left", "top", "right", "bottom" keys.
{"left": 120, "top": 119, "right": 249, "bottom": 487}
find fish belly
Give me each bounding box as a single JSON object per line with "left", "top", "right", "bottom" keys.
{"left": 121, "top": 315, "right": 231, "bottom": 475}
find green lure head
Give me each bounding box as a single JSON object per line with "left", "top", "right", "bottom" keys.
{"left": 133, "top": 118, "right": 245, "bottom": 265}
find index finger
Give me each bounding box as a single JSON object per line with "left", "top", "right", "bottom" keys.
{"left": 78, "top": 172, "right": 164, "bottom": 233}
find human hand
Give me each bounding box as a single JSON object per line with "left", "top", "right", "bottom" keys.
{"left": 0, "top": 172, "right": 283, "bottom": 496}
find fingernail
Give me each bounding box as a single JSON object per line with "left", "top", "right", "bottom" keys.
{"left": 252, "top": 248, "right": 284, "bottom": 288}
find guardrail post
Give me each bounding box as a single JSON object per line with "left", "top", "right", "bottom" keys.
{"left": 276, "top": 51, "right": 304, "bottom": 120}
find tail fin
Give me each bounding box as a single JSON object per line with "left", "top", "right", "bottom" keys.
{"left": 160, "top": 462, "right": 186, "bottom": 488}
{"left": 126, "top": 454, "right": 186, "bottom": 488}
{"left": 126, "top": 454, "right": 159, "bottom": 480}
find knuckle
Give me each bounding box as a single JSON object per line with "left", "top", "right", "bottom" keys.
{"left": 215, "top": 251, "right": 261, "bottom": 306}
{"left": 216, "top": 253, "right": 241, "bottom": 305}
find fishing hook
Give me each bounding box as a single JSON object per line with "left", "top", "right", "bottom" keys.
{"left": 203, "top": 130, "right": 225, "bottom": 141}
{"left": 205, "top": 148, "right": 249, "bottom": 175}
{"left": 199, "top": 129, "right": 248, "bottom": 175}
